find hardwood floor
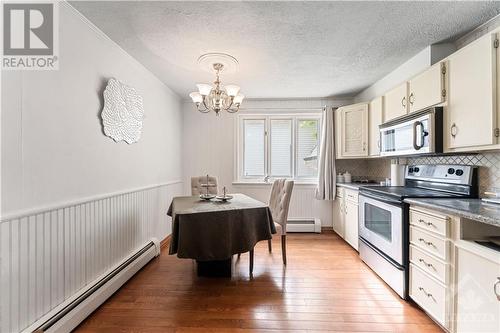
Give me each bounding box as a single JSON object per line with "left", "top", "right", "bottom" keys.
{"left": 75, "top": 231, "right": 442, "bottom": 332}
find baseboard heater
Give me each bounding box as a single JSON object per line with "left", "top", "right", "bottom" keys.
{"left": 24, "top": 239, "right": 160, "bottom": 333}
{"left": 286, "top": 218, "right": 321, "bottom": 233}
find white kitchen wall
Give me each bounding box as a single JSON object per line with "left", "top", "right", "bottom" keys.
{"left": 182, "top": 98, "right": 352, "bottom": 227}
{"left": 1, "top": 2, "right": 183, "bottom": 240}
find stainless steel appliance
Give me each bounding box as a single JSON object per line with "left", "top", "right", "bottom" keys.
{"left": 379, "top": 107, "right": 443, "bottom": 157}
{"left": 358, "top": 164, "right": 478, "bottom": 299}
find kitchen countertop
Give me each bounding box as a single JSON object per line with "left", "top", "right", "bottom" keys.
{"left": 336, "top": 182, "right": 380, "bottom": 190}
{"left": 404, "top": 198, "right": 500, "bottom": 228}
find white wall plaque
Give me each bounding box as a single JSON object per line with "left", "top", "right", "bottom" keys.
{"left": 101, "top": 78, "right": 144, "bottom": 144}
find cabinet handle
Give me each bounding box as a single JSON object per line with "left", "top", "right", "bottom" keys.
{"left": 418, "top": 238, "right": 435, "bottom": 247}
{"left": 451, "top": 123, "right": 458, "bottom": 138}
{"left": 494, "top": 277, "right": 500, "bottom": 301}
{"left": 418, "top": 219, "right": 434, "bottom": 227}
{"left": 418, "top": 287, "right": 434, "bottom": 299}
{"left": 362, "top": 142, "right": 367, "bottom": 151}
{"left": 418, "top": 258, "right": 435, "bottom": 270}
{"left": 409, "top": 92, "right": 415, "bottom": 105}
{"left": 401, "top": 96, "right": 407, "bottom": 108}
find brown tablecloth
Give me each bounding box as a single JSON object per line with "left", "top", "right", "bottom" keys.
{"left": 167, "top": 194, "right": 276, "bottom": 261}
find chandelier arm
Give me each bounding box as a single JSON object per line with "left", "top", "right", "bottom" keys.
{"left": 226, "top": 104, "right": 240, "bottom": 113}
{"left": 197, "top": 105, "right": 210, "bottom": 113}
{"left": 202, "top": 95, "right": 211, "bottom": 111}
{"left": 196, "top": 101, "right": 210, "bottom": 113}
{"left": 223, "top": 96, "right": 234, "bottom": 111}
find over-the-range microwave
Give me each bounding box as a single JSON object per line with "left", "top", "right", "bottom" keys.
{"left": 379, "top": 107, "right": 443, "bottom": 157}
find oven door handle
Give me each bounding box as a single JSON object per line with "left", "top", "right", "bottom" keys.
{"left": 359, "top": 192, "right": 403, "bottom": 206}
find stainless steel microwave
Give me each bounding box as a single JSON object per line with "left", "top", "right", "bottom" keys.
{"left": 379, "top": 107, "right": 443, "bottom": 157}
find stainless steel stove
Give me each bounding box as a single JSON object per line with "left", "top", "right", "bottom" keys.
{"left": 358, "top": 164, "right": 478, "bottom": 299}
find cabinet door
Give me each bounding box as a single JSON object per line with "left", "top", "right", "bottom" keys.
{"left": 344, "top": 200, "right": 359, "bottom": 251}
{"left": 408, "top": 62, "right": 446, "bottom": 113}
{"left": 340, "top": 103, "right": 368, "bottom": 157}
{"left": 369, "top": 96, "right": 384, "bottom": 156}
{"left": 455, "top": 247, "right": 500, "bottom": 333}
{"left": 332, "top": 197, "right": 345, "bottom": 238}
{"left": 384, "top": 82, "right": 408, "bottom": 122}
{"left": 447, "top": 33, "right": 498, "bottom": 149}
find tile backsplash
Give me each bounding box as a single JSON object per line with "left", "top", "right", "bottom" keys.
{"left": 336, "top": 152, "right": 500, "bottom": 195}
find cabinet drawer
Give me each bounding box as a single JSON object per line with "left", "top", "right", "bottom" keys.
{"left": 410, "top": 226, "right": 449, "bottom": 261}
{"left": 345, "top": 189, "right": 358, "bottom": 203}
{"left": 410, "top": 210, "right": 449, "bottom": 237}
{"left": 336, "top": 187, "right": 344, "bottom": 198}
{"left": 410, "top": 264, "right": 447, "bottom": 326}
{"left": 410, "top": 245, "right": 448, "bottom": 284}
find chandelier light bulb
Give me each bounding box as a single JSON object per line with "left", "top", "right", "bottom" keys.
{"left": 233, "top": 93, "right": 245, "bottom": 105}
{"left": 196, "top": 83, "right": 213, "bottom": 96}
{"left": 224, "top": 84, "right": 240, "bottom": 97}
{"left": 189, "top": 92, "right": 203, "bottom": 104}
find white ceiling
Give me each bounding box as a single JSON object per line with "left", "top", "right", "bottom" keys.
{"left": 70, "top": 1, "right": 500, "bottom": 99}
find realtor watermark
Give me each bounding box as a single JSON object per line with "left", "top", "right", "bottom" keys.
{"left": 1, "top": 1, "right": 59, "bottom": 70}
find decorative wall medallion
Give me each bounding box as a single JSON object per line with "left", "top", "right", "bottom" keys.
{"left": 101, "top": 78, "right": 144, "bottom": 144}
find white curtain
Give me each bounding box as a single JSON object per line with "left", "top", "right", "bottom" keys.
{"left": 315, "top": 106, "right": 336, "bottom": 200}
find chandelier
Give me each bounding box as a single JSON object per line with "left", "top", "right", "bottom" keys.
{"left": 189, "top": 55, "right": 244, "bottom": 116}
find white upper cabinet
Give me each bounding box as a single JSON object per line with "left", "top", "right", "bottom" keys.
{"left": 369, "top": 96, "right": 384, "bottom": 156}
{"left": 408, "top": 62, "right": 446, "bottom": 113}
{"left": 384, "top": 82, "right": 408, "bottom": 122}
{"left": 336, "top": 103, "right": 368, "bottom": 158}
{"left": 447, "top": 33, "right": 498, "bottom": 150}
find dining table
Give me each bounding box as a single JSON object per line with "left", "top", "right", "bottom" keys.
{"left": 167, "top": 193, "right": 276, "bottom": 277}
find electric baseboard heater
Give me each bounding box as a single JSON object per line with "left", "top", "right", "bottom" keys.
{"left": 286, "top": 218, "right": 322, "bottom": 233}
{"left": 24, "top": 239, "right": 160, "bottom": 333}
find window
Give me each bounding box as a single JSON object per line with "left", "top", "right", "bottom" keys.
{"left": 238, "top": 114, "right": 321, "bottom": 182}
{"left": 243, "top": 119, "right": 265, "bottom": 177}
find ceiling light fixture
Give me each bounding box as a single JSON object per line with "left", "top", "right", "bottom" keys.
{"left": 189, "top": 53, "right": 244, "bottom": 116}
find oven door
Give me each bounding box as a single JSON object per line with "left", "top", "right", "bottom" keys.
{"left": 359, "top": 193, "right": 403, "bottom": 265}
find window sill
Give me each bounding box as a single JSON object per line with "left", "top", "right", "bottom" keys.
{"left": 232, "top": 181, "right": 318, "bottom": 186}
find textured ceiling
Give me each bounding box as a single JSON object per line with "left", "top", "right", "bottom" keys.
{"left": 70, "top": 1, "right": 500, "bottom": 99}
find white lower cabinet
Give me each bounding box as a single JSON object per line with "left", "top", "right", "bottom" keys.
{"left": 332, "top": 187, "right": 345, "bottom": 238}
{"left": 410, "top": 264, "right": 448, "bottom": 326}
{"left": 409, "top": 207, "right": 452, "bottom": 329}
{"left": 333, "top": 187, "right": 358, "bottom": 251}
{"left": 409, "top": 206, "right": 500, "bottom": 332}
{"left": 344, "top": 189, "right": 359, "bottom": 251}
{"left": 455, "top": 245, "right": 500, "bottom": 333}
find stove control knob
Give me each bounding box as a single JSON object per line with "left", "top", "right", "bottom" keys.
{"left": 455, "top": 169, "right": 464, "bottom": 176}
{"left": 447, "top": 168, "right": 455, "bottom": 175}
{"left": 414, "top": 167, "right": 420, "bottom": 173}
{"left": 408, "top": 167, "right": 414, "bottom": 173}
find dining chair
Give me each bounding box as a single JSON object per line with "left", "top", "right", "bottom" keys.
{"left": 191, "top": 176, "right": 218, "bottom": 195}
{"left": 267, "top": 178, "right": 294, "bottom": 265}
{"left": 240, "top": 179, "right": 294, "bottom": 276}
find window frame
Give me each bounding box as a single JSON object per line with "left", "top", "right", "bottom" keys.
{"left": 236, "top": 113, "right": 322, "bottom": 184}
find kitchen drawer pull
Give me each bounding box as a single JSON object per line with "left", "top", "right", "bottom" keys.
{"left": 418, "top": 287, "right": 434, "bottom": 300}
{"left": 418, "top": 238, "right": 435, "bottom": 247}
{"left": 495, "top": 277, "right": 500, "bottom": 301}
{"left": 418, "top": 258, "right": 435, "bottom": 270}
{"left": 401, "top": 96, "right": 406, "bottom": 108}
{"left": 418, "top": 218, "right": 435, "bottom": 227}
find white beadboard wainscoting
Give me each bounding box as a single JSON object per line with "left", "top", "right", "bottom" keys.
{"left": 0, "top": 181, "right": 182, "bottom": 333}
